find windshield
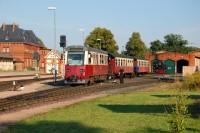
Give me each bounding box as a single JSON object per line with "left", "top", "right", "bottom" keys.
{"left": 67, "top": 52, "right": 84, "bottom": 65}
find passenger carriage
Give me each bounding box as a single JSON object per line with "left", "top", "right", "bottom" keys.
{"left": 108, "top": 53, "right": 134, "bottom": 78}
{"left": 64, "top": 45, "right": 108, "bottom": 85}
{"left": 134, "top": 59, "right": 149, "bottom": 75}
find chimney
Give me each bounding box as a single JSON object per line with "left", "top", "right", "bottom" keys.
{"left": 2, "top": 23, "right": 6, "bottom": 31}
{"left": 12, "top": 23, "right": 18, "bottom": 32}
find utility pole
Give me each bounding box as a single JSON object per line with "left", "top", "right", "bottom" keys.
{"left": 48, "top": 6, "right": 57, "bottom": 84}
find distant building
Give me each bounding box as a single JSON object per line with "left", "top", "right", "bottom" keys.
{"left": 44, "top": 50, "right": 62, "bottom": 74}
{"left": 146, "top": 51, "right": 200, "bottom": 74}
{"left": 0, "top": 23, "right": 46, "bottom": 71}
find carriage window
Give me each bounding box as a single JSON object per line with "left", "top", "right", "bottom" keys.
{"left": 103, "top": 55, "right": 106, "bottom": 64}
{"left": 67, "top": 51, "right": 84, "bottom": 66}
{"left": 100, "top": 55, "right": 103, "bottom": 64}
{"left": 105, "top": 55, "right": 107, "bottom": 64}
{"left": 88, "top": 57, "right": 91, "bottom": 64}
{"left": 96, "top": 54, "right": 98, "bottom": 64}
{"left": 97, "top": 54, "right": 99, "bottom": 64}
{"left": 93, "top": 54, "right": 96, "bottom": 64}
{"left": 118, "top": 59, "right": 119, "bottom": 66}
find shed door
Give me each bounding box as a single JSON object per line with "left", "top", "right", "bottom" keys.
{"left": 164, "top": 60, "right": 175, "bottom": 74}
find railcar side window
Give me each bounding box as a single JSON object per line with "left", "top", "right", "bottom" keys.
{"left": 88, "top": 57, "right": 91, "bottom": 64}
{"left": 88, "top": 53, "right": 92, "bottom": 64}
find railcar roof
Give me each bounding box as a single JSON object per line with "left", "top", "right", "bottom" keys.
{"left": 66, "top": 45, "right": 108, "bottom": 54}
{"left": 109, "top": 53, "right": 133, "bottom": 59}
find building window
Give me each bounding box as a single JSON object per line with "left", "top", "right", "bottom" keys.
{"left": 2, "top": 47, "right": 10, "bottom": 53}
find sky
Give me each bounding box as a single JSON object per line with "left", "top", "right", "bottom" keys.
{"left": 0, "top": 0, "right": 200, "bottom": 52}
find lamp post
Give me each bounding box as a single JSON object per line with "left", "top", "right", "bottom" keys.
{"left": 48, "top": 6, "right": 57, "bottom": 84}
{"left": 97, "top": 38, "right": 101, "bottom": 50}
{"left": 122, "top": 45, "right": 125, "bottom": 55}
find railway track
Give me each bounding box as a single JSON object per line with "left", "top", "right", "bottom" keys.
{"left": 0, "top": 78, "right": 159, "bottom": 114}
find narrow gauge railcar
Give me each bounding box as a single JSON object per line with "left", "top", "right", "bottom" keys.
{"left": 108, "top": 53, "right": 134, "bottom": 78}
{"left": 64, "top": 45, "right": 108, "bottom": 85}
{"left": 134, "top": 59, "right": 149, "bottom": 75}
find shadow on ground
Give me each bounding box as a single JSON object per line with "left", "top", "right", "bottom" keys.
{"left": 132, "top": 127, "right": 200, "bottom": 133}
{"left": 40, "top": 80, "right": 66, "bottom": 87}
{"left": 6, "top": 121, "right": 104, "bottom": 133}
{"left": 99, "top": 104, "right": 200, "bottom": 118}
{"left": 133, "top": 127, "right": 169, "bottom": 133}
{"left": 99, "top": 104, "right": 172, "bottom": 113}
{"left": 151, "top": 94, "right": 200, "bottom": 118}
{"left": 151, "top": 94, "right": 200, "bottom": 100}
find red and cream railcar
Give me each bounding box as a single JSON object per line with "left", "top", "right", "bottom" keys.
{"left": 134, "top": 59, "right": 149, "bottom": 74}
{"left": 64, "top": 46, "right": 108, "bottom": 85}
{"left": 108, "top": 54, "right": 134, "bottom": 77}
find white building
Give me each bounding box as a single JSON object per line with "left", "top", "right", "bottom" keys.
{"left": 44, "top": 50, "right": 61, "bottom": 74}
{"left": 0, "top": 53, "right": 13, "bottom": 71}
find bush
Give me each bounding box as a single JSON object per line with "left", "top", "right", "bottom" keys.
{"left": 169, "top": 88, "right": 188, "bottom": 133}
{"left": 182, "top": 72, "right": 200, "bottom": 90}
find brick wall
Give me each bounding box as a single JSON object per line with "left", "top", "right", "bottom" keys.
{"left": 0, "top": 42, "right": 42, "bottom": 71}
{"left": 146, "top": 51, "right": 195, "bottom": 66}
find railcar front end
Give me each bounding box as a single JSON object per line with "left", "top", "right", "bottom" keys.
{"left": 65, "top": 49, "right": 87, "bottom": 84}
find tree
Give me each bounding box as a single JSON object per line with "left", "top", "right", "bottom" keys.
{"left": 125, "top": 32, "right": 147, "bottom": 58}
{"left": 163, "top": 34, "right": 188, "bottom": 53}
{"left": 84, "top": 27, "right": 118, "bottom": 53}
{"left": 150, "top": 40, "right": 164, "bottom": 53}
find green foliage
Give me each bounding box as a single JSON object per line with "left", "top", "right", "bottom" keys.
{"left": 183, "top": 72, "right": 200, "bottom": 90}
{"left": 150, "top": 34, "right": 199, "bottom": 53}
{"left": 169, "top": 88, "right": 188, "bottom": 133}
{"left": 85, "top": 27, "right": 118, "bottom": 53}
{"left": 163, "top": 34, "right": 188, "bottom": 52}
{"left": 125, "top": 32, "right": 147, "bottom": 58}
{"left": 150, "top": 40, "right": 164, "bottom": 53}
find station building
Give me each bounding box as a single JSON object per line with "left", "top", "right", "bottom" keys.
{"left": 0, "top": 23, "right": 46, "bottom": 71}
{"left": 0, "top": 23, "right": 63, "bottom": 74}
{"left": 146, "top": 51, "right": 200, "bottom": 74}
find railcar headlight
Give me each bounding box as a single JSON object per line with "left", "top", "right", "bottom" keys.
{"left": 80, "top": 69, "right": 85, "bottom": 73}
{"left": 66, "top": 69, "right": 71, "bottom": 73}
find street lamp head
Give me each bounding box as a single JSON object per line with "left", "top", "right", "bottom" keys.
{"left": 79, "top": 28, "right": 84, "bottom": 32}
{"left": 48, "top": 6, "right": 56, "bottom": 10}
{"left": 97, "top": 38, "right": 101, "bottom": 41}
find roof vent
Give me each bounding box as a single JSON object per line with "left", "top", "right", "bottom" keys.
{"left": 2, "top": 23, "right": 6, "bottom": 31}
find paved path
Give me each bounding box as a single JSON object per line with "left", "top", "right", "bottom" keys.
{"left": 0, "top": 82, "right": 158, "bottom": 133}
{"left": 0, "top": 79, "right": 60, "bottom": 99}
{"left": 0, "top": 71, "right": 37, "bottom": 77}
{"left": 0, "top": 75, "right": 54, "bottom": 82}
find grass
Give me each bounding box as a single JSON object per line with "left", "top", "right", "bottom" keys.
{"left": 6, "top": 84, "right": 200, "bottom": 133}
